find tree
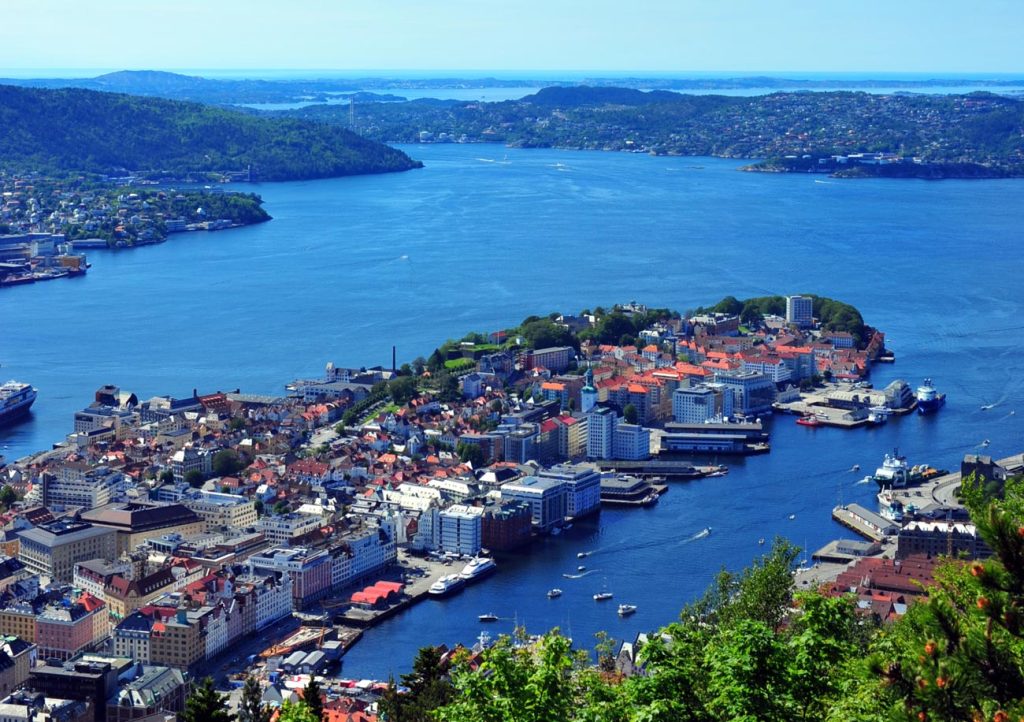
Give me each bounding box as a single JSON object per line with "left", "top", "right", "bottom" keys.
{"left": 0, "top": 485, "right": 18, "bottom": 510}
{"left": 230, "top": 416, "right": 247, "bottom": 431}
{"left": 184, "top": 470, "right": 205, "bottom": 488}
{"left": 159, "top": 469, "right": 175, "bottom": 484}
{"left": 623, "top": 403, "right": 638, "bottom": 425}
{"left": 254, "top": 499, "right": 265, "bottom": 516}
{"left": 457, "top": 442, "right": 485, "bottom": 468}
{"left": 180, "top": 677, "right": 234, "bottom": 722}
{"left": 238, "top": 676, "right": 269, "bottom": 722}
{"left": 277, "top": 701, "right": 318, "bottom": 722}
{"left": 380, "top": 646, "right": 455, "bottom": 722}
{"left": 302, "top": 678, "right": 324, "bottom": 722}
{"left": 388, "top": 376, "right": 419, "bottom": 405}
{"left": 212, "top": 449, "right": 242, "bottom": 476}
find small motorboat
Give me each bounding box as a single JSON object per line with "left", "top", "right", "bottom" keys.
{"left": 617, "top": 604, "right": 637, "bottom": 616}
{"left": 577, "top": 552, "right": 589, "bottom": 559}
{"left": 478, "top": 613, "right": 499, "bottom": 622}
{"left": 788, "top": 514, "right": 796, "bottom": 520}
{"left": 577, "top": 565, "right": 586, "bottom": 572}
{"left": 758, "top": 537, "right": 765, "bottom": 545}
{"left": 594, "top": 591, "right": 613, "bottom": 601}
{"left": 547, "top": 589, "right": 563, "bottom": 599}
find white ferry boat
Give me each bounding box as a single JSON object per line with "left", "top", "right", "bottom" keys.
{"left": 458, "top": 556, "right": 497, "bottom": 582}
{"left": 428, "top": 574, "right": 466, "bottom": 598}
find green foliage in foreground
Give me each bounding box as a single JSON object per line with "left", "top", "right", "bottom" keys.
{"left": 0, "top": 84, "right": 421, "bottom": 180}
{"left": 391, "top": 475, "right": 1024, "bottom": 722}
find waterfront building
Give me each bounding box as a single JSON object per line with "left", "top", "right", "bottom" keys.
{"left": 661, "top": 421, "right": 769, "bottom": 455}
{"left": 500, "top": 476, "right": 566, "bottom": 533}
{"left": 672, "top": 384, "right": 733, "bottom": 424}
{"left": 438, "top": 505, "right": 483, "bottom": 556}
{"left": 786, "top": 295, "right": 814, "bottom": 328}
{"left": 247, "top": 547, "right": 332, "bottom": 610}
{"left": 896, "top": 521, "right": 993, "bottom": 560}
{"left": 17, "top": 521, "right": 117, "bottom": 583}
{"left": 714, "top": 370, "right": 776, "bottom": 416}
{"left": 480, "top": 502, "right": 532, "bottom": 551}
{"left": 552, "top": 414, "right": 587, "bottom": 459}
{"left": 537, "top": 463, "right": 601, "bottom": 519}
{"left": 612, "top": 422, "right": 651, "bottom": 461}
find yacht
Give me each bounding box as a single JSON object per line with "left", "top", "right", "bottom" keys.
{"left": 478, "top": 613, "right": 499, "bottom": 623}
{"left": 593, "top": 591, "right": 613, "bottom": 601}
{"left": 577, "top": 565, "right": 587, "bottom": 572}
{"left": 547, "top": 588, "right": 563, "bottom": 599}
{"left": 428, "top": 574, "right": 466, "bottom": 598}
{"left": 617, "top": 604, "right": 637, "bottom": 616}
{"left": 458, "top": 556, "right": 497, "bottom": 582}
{"left": 867, "top": 405, "right": 889, "bottom": 425}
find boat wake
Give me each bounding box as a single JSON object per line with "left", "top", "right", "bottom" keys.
{"left": 854, "top": 476, "right": 872, "bottom": 485}
{"left": 814, "top": 180, "right": 835, "bottom": 185}
{"left": 562, "top": 569, "right": 599, "bottom": 580}
{"left": 686, "top": 527, "right": 712, "bottom": 542}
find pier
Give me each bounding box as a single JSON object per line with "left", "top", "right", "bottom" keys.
{"left": 593, "top": 459, "right": 721, "bottom": 479}
{"left": 832, "top": 503, "right": 898, "bottom": 542}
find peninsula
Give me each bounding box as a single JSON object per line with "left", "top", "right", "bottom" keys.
{"left": 0, "top": 84, "right": 422, "bottom": 181}
{"left": 291, "top": 86, "right": 1024, "bottom": 178}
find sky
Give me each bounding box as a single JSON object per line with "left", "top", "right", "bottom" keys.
{"left": 1, "top": 0, "right": 1021, "bottom": 76}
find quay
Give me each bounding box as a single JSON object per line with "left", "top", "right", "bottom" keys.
{"left": 887, "top": 451, "right": 1024, "bottom": 510}
{"left": 593, "top": 459, "right": 723, "bottom": 479}
{"left": 831, "top": 503, "right": 898, "bottom": 542}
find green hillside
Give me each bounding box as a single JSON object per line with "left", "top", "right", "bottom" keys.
{"left": 0, "top": 84, "right": 422, "bottom": 181}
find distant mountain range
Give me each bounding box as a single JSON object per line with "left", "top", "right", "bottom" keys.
{"left": 0, "top": 84, "right": 421, "bottom": 181}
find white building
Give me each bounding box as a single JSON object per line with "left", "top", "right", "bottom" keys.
{"left": 786, "top": 295, "right": 813, "bottom": 328}
{"left": 672, "top": 384, "right": 733, "bottom": 424}
{"left": 613, "top": 422, "right": 651, "bottom": 461}
{"left": 42, "top": 465, "right": 121, "bottom": 510}
{"left": 501, "top": 476, "right": 566, "bottom": 533}
{"left": 184, "top": 491, "right": 258, "bottom": 532}
{"left": 537, "top": 464, "right": 601, "bottom": 519}
{"left": 256, "top": 513, "right": 323, "bottom": 545}
{"left": 586, "top": 406, "right": 616, "bottom": 460}
{"left": 438, "top": 505, "right": 483, "bottom": 556}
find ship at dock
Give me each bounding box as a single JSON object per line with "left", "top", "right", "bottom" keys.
{"left": 0, "top": 382, "right": 37, "bottom": 425}
{"left": 865, "top": 448, "right": 945, "bottom": 490}
{"left": 916, "top": 378, "right": 946, "bottom": 414}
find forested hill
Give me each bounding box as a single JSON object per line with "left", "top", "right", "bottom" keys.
{"left": 0, "top": 84, "right": 422, "bottom": 181}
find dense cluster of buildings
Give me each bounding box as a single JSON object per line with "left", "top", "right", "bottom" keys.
{"left": 0, "top": 298, "right": 897, "bottom": 715}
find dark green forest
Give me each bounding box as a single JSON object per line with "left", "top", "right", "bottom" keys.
{"left": 0, "top": 84, "right": 422, "bottom": 181}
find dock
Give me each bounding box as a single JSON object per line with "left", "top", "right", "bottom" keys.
{"left": 832, "top": 503, "right": 898, "bottom": 542}
{"left": 811, "top": 538, "right": 882, "bottom": 563}
{"left": 593, "top": 459, "right": 721, "bottom": 479}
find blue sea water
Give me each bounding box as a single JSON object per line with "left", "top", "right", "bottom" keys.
{"left": 1, "top": 145, "right": 1023, "bottom": 677}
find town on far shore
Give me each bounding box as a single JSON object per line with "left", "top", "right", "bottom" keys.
{"left": 0, "top": 294, "right": 977, "bottom": 719}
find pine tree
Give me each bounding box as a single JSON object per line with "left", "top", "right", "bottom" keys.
{"left": 237, "top": 676, "right": 269, "bottom": 722}
{"left": 180, "top": 677, "right": 234, "bottom": 722}
{"left": 302, "top": 677, "right": 324, "bottom": 722}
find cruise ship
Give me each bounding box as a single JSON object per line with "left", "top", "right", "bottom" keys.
{"left": 458, "top": 556, "right": 497, "bottom": 582}
{"left": 428, "top": 574, "right": 466, "bottom": 598}
{"left": 916, "top": 378, "right": 946, "bottom": 414}
{"left": 0, "top": 382, "right": 36, "bottom": 425}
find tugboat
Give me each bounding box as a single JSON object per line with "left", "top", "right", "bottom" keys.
{"left": 916, "top": 379, "right": 946, "bottom": 414}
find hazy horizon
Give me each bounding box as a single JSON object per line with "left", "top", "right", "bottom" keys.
{"left": 1, "top": 1, "right": 1021, "bottom": 75}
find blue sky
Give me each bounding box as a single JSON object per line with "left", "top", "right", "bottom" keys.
{"left": 2, "top": 0, "right": 1020, "bottom": 75}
